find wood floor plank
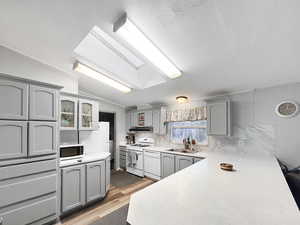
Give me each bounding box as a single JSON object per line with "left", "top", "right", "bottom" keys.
{"left": 57, "top": 177, "right": 155, "bottom": 225}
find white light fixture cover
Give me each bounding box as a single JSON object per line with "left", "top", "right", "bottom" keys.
{"left": 114, "top": 13, "right": 182, "bottom": 79}
{"left": 73, "top": 62, "right": 131, "bottom": 93}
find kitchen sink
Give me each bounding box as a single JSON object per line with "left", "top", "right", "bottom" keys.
{"left": 168, "top": 149, "right": 198, "bottom": 154}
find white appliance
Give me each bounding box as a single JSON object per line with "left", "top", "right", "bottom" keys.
{"left": 126, "top": 138, "right": 154, "bottom": 177}
{"left": 79, "top": 122, "right": 110, "bottom": 154}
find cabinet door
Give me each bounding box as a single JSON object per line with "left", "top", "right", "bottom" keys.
{"left": 61, "top": 165, "right": 85, "bottom": 213}
{"left": 161, "top": 153, "right": 175, "bottom": 178}
{"left": 126, "top": 112, "right": 131, "bottom": 131}
{"left": 29, "top": 85, "right": 58, "bottom": 121}
{"left": 0, "top": 79, "right": 28, "bottom": 120}
{"left": 60, "top": 96, "right": 78, "bottom": 130}
{"left": 29, "top": 121, "right": 57, "bottom": 156}
{"left": 144, "top": 151, "right": 161, "bottom": 176}
{"left": 144, "top": 111, "right": 153, "bottom": 127}
{"left": 152, "top": 109, "right": 160, "bottom": 134}
{"left": 160, "top": 107, "right": 167, "bottom": 135}
{"left": 0, "top": 121, "right": 27, "bottom": 160}
{"left": 130, "top": 111, "right": 137, "bottom": 127}
{"left": 86, "top": 161, "right": 106, "bottom": 203}
{"left": 207, "top": 100, "right": 230, "bottom": 136}
{"left": 105, "top": 157, "right": 111, "bottom": 192}
{"left": 79, "top": 99, "right": 98, "bottom": 130}
{"left": 175, "top": 155, "right": 193, "bottom": 172}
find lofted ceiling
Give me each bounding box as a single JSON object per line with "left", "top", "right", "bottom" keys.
{"left": 1, "top": 0, "right": 300, "bottom": 106}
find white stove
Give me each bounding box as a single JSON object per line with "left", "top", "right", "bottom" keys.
{"left": 126, "top": 138, "right": 154, "bottom": 177}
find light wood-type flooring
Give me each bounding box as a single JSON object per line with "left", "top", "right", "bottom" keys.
{"left": 57, "top": 177, "right": 155, "bottom": 225}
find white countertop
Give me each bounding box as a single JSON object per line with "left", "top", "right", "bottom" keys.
{"left": 59, "top": 152, "right": 110, "bottom": 167}
{"left": 127, "top": 151, "right": 300, "bottom": 225}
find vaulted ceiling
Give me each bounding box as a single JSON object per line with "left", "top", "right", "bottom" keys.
{"left": 1, "top": 0, "right": 300, "bottom": 106}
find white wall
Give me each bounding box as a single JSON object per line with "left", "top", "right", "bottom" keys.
{"left": 224, "top": 83, "right": 300, "bottom": 168}
{"left": 0, "top": 45, "right": 78, "bottom": 93}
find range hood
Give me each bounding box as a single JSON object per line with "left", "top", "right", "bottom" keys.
{"left": 129, "top": 126, "right": 153, "bottom": 132}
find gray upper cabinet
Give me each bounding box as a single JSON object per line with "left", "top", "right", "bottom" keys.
{"left": 161, "top": 153, "right": 175, "bottom": 178}
{"left": 86, "top": 161, "right": 106, "bottom": 203}
{"left": 0, "top": 79, "right": 28, "bottom": 120}
{"left": 207, "top": 100, "right": 231, "bottom": 136}
{"left": 0, "top": 121, "right": 27, "bottom": 160}
{"left": 152, "top": 109, "right": 160, "bottom": 134}
{"left": 105, "top": 157, "right": 111, "bottom": 192}
{"left": 126, "top": 111, "right": 131, "bottom": 131}
{"left": 29, "top": 84, "right": 58, "bottom": 121}
{"left": 28, "top": 121, "right": 57, "bottom": 156}
{"left": 61, "top": 165, "right": 85, "bottom": 213}
{"left": 78, "top": 99, "right": 99, "bottom": 130}
{"left": 60, "top": 96, "right": 78, "bottom": 130}
{"left": 175, "top": 155, "right": 193, "bottom": 172}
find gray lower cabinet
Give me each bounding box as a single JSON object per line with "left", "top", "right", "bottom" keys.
{"left": 29, "top": 84, "right": 58, "bottom": 121}
{"left": 120, "top": 148, "right": 126, "bottom": 169}
{"left": 61, "top": 165, "right": 85, "bottom": 213}
{"left": 0, "top": 159, "right": 57, "bottom": 225}
{"left": 29, "top": 121, "right": 57, "bottom": 156}
{"left": 175, "top": 155, "right": 194, "bottom": 172}
{"left": 86, "top": 161, "right": 106, "bottom": 203}
{"left": 105, "top": 157, "right": 111, "bottom": 192}
{"left": 161, "top": 153, "right": 175, "bottom": 178}
{"left": 0, "top": 121, "right": 27, "bottom": 160}
{"left": 0, "top": 79, "right": 28, "bottom": 120}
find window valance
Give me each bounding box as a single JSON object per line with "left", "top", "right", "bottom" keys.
{"left": 166, "top": 106, "right": 207, "bottom": 122}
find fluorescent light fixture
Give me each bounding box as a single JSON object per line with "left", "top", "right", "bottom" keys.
{"left": 114, "top": 13, "right": 182, "bottom": 79}
{"left": 73, "top": 62, "right": 131, "bottom": 93}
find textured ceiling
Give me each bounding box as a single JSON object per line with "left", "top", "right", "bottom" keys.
{"left": 1, "top": 0, "right": 300, "bottom": 106}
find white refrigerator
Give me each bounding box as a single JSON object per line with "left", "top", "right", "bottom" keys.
{"left": 79, "top": 122, "right": 110, "bottom": 154}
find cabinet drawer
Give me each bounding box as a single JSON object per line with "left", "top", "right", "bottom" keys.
{"left": 0, "top": 174, "right": 56, "bottom": 208}
{"left": 0, "top": 197, "right": 56, "bottom": 225}
{"left": 0, "top": 79, "right": 28, "bottom": 120}
{"left": 0, "top": 121, "right": 27, "bottom": 160}
{"left": 29, "top": 84, "right": 58, "bottom": 121}
{"left": 0, "top": 159, "right": 56, "bottom": 181}
{"left": 144, "top": 150, "right": 160, "bottom": 158}
{"left": 29, "top": 121, "right": 57, "bottom": 156}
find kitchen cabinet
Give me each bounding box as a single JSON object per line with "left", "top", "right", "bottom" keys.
{"left": 144, "top": 150, "right": 161, "bottom": 180}
{"left": 207, "top": 100, "right": 231, "bottom": 136}
{"left": 0, "top": 79, "right": 28, "bottom": 120}
{"left": 120, "top": 146, "right": 126, "bottom": 169}
{"left": 60, "top": 96, "right": 78, "bottom": 130}
{"left": 29, "top": 84, "right": 58, "bottom": 121}
{"left": 152, "top": 109, "right": 160, "bottom": 134}
{"left": 161, "top": 153, "right": 175, "bottom": 178}
{"left": 130, "top": 111, "right": 138, "bottom": 127}
{"left": 0, "top": 121, "right": 28, "bottom": 160}
{"left": 126, "top": 111, "right": 131, "bottom": 131}
{"left": 86, "top": 161, "right": 106, "bottom": 203}
{"left": 79, "top": 99, "right": 99, "bottom": 130}
{"left": 28, "top": 121, "right": 57, "bottom": 156}
{"left": 61, "top": 165, "right": 86, "bottom": 213}
{"left": 105, "top": 157, "right": 111, "bottom": 192}
{"left": 175, "top": 155, "right": 193, "bottom": 172}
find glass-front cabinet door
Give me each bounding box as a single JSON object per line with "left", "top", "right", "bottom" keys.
{"left": 79, "top": 99, "right": 98, "bottom": 130}
{"left": 60, "top": 96, "right": 77, "bottom": 130}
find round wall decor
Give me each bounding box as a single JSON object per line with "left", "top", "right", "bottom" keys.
{"left": 275, "top": 101, "right": 299, "bottom": 118}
